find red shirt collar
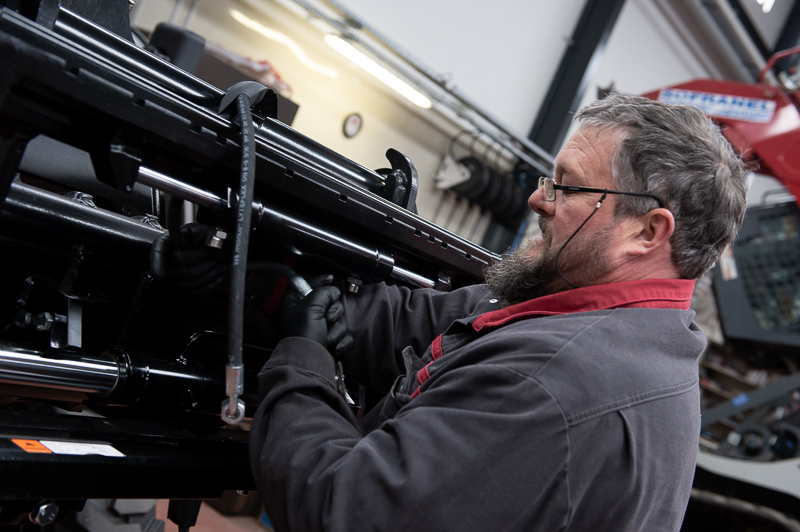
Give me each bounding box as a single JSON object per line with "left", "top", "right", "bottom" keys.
{"left": 473, "top": 278, "right": 696, "bottom": 332}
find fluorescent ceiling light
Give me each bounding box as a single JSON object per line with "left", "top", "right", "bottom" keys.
{"left": 324, "top": 34, "right": 432, "bottom": 109}
{"left": 229, "top": 9, "right": 338, "bottom": 79}
{"left": 756, "top": 0, "right": 775, "bottom": 13}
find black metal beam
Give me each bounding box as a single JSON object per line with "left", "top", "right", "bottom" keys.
{"left": 773, "top": 0, "right": 800, "bottom": 71}
{"left": 528, "top": 0, "right": 627, "bottom": 156}
{"left": 0, "top": 407, "right": 254, "bottom": 500}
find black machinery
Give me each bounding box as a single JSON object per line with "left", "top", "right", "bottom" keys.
{"left": 0, "top": 2, "right": 500, "bottom": 526}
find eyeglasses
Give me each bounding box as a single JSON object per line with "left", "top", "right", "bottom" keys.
{"left": 538, "top": 177, "right": 665, "bottom": 208}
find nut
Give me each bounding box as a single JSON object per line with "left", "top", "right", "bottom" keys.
{"left": 346, "top": 275, "right": 363, "bottom": 294}
{"left": 34, "top": 312, "right": 55, "bottom": 332}
{"left": 206, "top": 228, "right": 228, "bottom": 249}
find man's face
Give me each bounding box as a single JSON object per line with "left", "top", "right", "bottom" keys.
{"left": 485, "top": 127, "right": 622, "bottom": 304}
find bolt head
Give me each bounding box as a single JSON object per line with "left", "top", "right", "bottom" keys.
{"left": 30, "top": 503, "right": 58, "bottom": 526}
{"left": 34, "top": 312, "right": 54, "bottom": 332}
{"left": 346, "top": 276, "right": 363, "bottom": 293}
{"left": 206, "top": 228, "right": 228, "bottom": 249}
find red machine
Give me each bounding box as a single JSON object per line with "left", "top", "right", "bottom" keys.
{"left": 643, "top": 48, "right": 800, "bottom": 530}
{"left": 642, "top": 46, "right": 800, "bottom": 207}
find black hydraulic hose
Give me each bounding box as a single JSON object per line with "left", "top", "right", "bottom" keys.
{"left": 224, "top": 93, "right": 256, "bottom": 422}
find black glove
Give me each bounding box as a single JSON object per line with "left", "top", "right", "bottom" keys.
{"left": 150, "top": 223, "right": 230, "bottom": 291}
{"left": 280, "top": 285, "right": 346, "bottom": 347}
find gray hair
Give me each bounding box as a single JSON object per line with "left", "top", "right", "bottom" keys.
{"left": 575, "top": 93, "right": 749, "bottom": 279}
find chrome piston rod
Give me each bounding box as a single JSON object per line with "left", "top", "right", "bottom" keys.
{"left": 136, "top": 166, "right": 437, "bottom": 289}
{"left": 0, "top": 343, "right": 119, "bottom": 394}
{"left": 0, "top": 342, "right": 245, "bottom": 414}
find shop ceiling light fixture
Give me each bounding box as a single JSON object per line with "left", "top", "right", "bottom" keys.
{"left": 229, "top": 9, "right": 338, "bottom": 78}
{"left": 756, "top": 0, "right": 775, "bottom": 13}
{"left": 324, "top": 34, "right": 432, "bottom": 109}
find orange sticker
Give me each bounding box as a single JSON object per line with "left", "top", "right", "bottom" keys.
{"left": 11, "top": 439, "right": 52, "bottom": 453}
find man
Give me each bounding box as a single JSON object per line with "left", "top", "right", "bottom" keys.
{"left": 248, "top": 94, "right": 749, "bottom": 531}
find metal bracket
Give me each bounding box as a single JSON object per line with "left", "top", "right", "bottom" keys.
{"left": 382, "top": 148, "right": 419, "bottom": 213}
{"left": 0, "top": 131, "right": 31, "bottom": 202}
{"left": 90, "top": 139, "right": 143, "bottom": 192}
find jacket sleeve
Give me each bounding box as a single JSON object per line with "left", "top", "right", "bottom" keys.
{"left": 249, "top": 335, "right": 571, "bottom": 532}
{"left": 337, "top": 282, "right": 490, "bottom": 392}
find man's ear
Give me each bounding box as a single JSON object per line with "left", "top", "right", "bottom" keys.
{"left": 625, "top": 208, "right": 675, "bottom": 256}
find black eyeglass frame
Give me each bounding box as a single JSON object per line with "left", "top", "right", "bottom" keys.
{"left": 538, "top": 176, "right": 665, "bottom": 209}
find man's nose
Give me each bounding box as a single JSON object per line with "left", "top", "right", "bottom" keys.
{"left": 528, "top": 186, "right": 554, "bottom": 217}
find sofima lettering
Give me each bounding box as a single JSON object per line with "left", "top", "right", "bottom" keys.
{"left": 659, "top": 88, "right": 775, "bottom": 123}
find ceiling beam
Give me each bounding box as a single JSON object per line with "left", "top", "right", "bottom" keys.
{"left": 527, "top": 0, "right": 627, "bottom": 156}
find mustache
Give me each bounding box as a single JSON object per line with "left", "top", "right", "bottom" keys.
{"left": 538, "top": 216, "right": 551, "bottom": 242}
{"left": 538, "top": 216, "right": 549, "bottom": 232}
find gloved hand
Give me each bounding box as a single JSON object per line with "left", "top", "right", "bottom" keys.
{"left": 150, "top": 223, "right": 230, "bottom": 291}
{"left": 278, "top": 274, "right": 350, "bottom": 351}
{"left": 281, "top": 285, "right": 345, "bottom": 346}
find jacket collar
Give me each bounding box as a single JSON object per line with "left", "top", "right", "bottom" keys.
{"left": 473, "top": 279, "right": 696, "bottom": 332}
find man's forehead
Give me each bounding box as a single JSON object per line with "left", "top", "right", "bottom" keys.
{"left": 552, "top": 134, "right": 590, "bottom": 175}
{"left": 552, "top": 157, "right": 572, "bottom": 177}
{"left": 553, "top": 126, "right": 620, "bottom": 182}
{"left": 555, "top": 128, "right": 591, "bottom": 162}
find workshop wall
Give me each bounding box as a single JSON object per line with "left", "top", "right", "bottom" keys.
{"left": 132, "top": 0, "right": 741, "bottom": 247}
{"left": 134, "top": 0, "right": 472, "bottom": 234}
{"left": 323, "top": 0, "right": 587, "bottom": 137}
{"left": 572, "top": 0, "right": 722, "bottom": 137}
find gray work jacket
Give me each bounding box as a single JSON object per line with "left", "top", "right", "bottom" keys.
{"left": 250, "top": 279, "right": 705, "bottom": 532}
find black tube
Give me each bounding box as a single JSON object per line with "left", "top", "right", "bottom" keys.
{"left": 257, "top": 120, "right": 387, "bottom": 196}
{"left": 44, "top": 7, "right": 389, "bottom": 196}
{"left": 224, "top": 93, "right": 256, "bottom": 421}
{"left": 109, "top": 348, "right": 229, "bottom": 412}
{"left": 253, "top": 201, "right": 395, "bottom": 282}
{"left": 51, "top": 7, "right": 219, "bottom": 108}
{"left": 0, "top": 180, "right": 163, "bottom": 253}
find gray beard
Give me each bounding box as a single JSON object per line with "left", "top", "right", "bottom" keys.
{"left": 484, "top": 218, "right": 613, "bottom": 305}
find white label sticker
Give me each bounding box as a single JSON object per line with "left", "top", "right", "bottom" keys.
{"left": 39, "top": 440, "right": 125, "bottom": 457}
{"left": 659, "top": 88, "right": 776, "bottom": 123}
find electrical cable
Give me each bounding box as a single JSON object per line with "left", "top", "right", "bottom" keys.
{"left": 224, "top": 92, "right": 257, "bottom": 423}
{"left": 510, "top": 217, "right": 529, "bottom": 251}
{"left": 130, "top": 25, "right": 150, "bottom": 48}
{"left": 555, "top": 192, "right": 608, "bottom": 289}
{"left": 493, "top": 139, "right": 506, "bottom": 170}
{"left": 481, "top": 136, "right": 501, "bottom": 169}
{"left": 480, "top": 136, "right": 494, "bottom": 163}
{"left": 444, "top": 196, "right": 463, "bottom": 228}
{"left": 468, "top": 211, "right": 486, "bottom": 241}
{"left": 447, "top": 129, "right": 476, "bottom": 160}
{"left": 468, "top": 131, "right": 482, "bottom": 157}
{"left": 456, "top": 202, "right": 475, "bottom": 234}
{"left": 430, "top": 190, "right": 450, "bottom": 225}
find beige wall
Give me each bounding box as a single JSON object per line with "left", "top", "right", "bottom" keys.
{"left": 133, "top": 0, "right": 497, "bottom": 241}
